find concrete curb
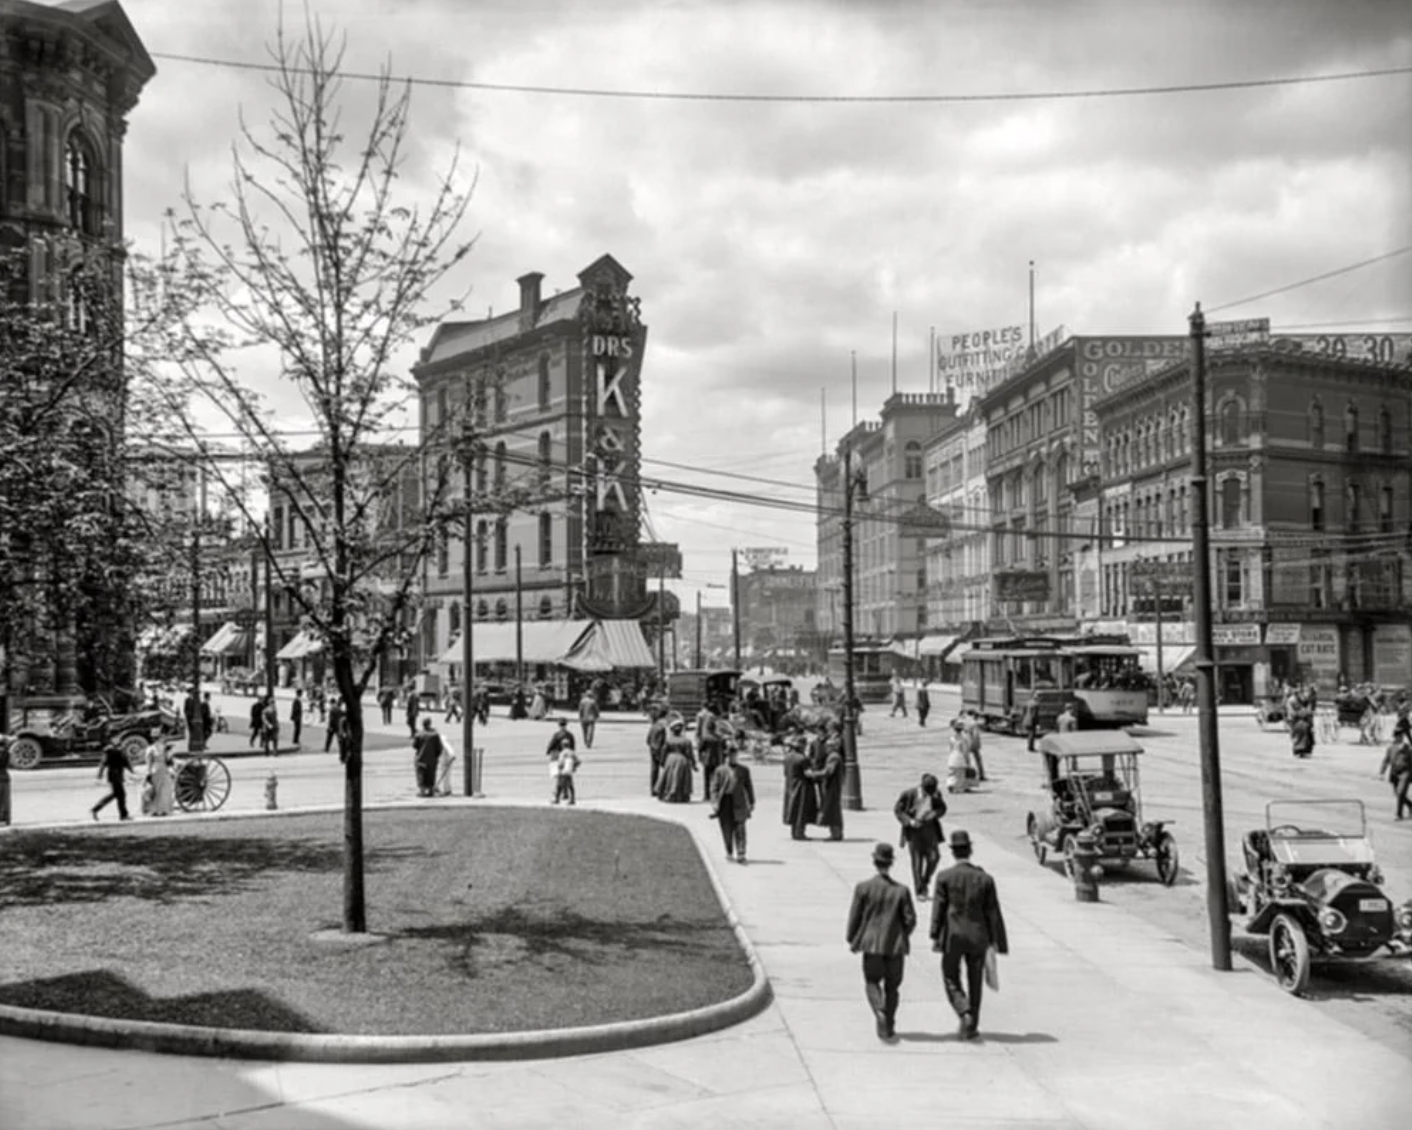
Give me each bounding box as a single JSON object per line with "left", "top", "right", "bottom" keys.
{"left": 0, "top": 802, "right": 774, "bottom": 1063}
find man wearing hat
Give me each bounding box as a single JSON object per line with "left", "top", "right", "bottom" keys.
{"left": 845, "top": 842, "right": 917, "bottom": 1041}
{"left": 930, "top": 829, "right": 1009, "bottom": 1041}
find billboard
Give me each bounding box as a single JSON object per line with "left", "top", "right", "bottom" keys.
{"left": 994, "top": 570, "right": 1051, "bottom": 604}
{"left": 1076, "top": 336, "right": 1188, "bottom": 473}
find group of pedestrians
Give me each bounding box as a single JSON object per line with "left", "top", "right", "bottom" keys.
{"left": 91, "top": 737, "right": 181, "bottom": 822}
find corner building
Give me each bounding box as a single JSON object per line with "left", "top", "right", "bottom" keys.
{"left": 412, "top": 255, "right": 649, "bottom": 671}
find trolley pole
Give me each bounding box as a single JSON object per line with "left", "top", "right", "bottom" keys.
{"left": 841, "top": 443, "right": 864, "bottom": 811}
{"left": 1189, "top": 303, "right": 1232, "bottom": 971}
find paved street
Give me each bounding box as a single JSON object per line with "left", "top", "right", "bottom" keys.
{"left": 3, "top": 683, "right": 1411, "bottom": 1129}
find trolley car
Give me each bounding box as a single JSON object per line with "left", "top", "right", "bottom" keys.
{"left": 1067, "top": 643, "right": 1151, "bottom": 727}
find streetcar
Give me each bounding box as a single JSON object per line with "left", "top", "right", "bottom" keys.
{"left": 960, "top": 637, "right": 1074, "bottom": 734}
{"left": 826, "top": 643, "right": 911, "bottom": 704}
{"left": 1068, "top": 643, "right": 1151, "bottom": 727}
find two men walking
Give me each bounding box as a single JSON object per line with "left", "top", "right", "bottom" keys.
{"left": 846, "top": 830, "right": 1008, "bottom": 1043}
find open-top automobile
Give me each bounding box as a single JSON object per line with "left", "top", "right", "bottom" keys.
{"left": 1232, "top": 799, "right": 1412, "bottom": 994}
{"left": 1026, "top": 730, "right": 1179, "bottom": 886}
{"left": 6, "top": 693, "right": 184, "bottom": 770}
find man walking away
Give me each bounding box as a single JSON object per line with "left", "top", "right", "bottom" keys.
{"left": 379, "top": 686, "right": 395, "bottom": 725}
{"left": 325, "top": 696, "right": 345, "bottom": 754}
{"left": 200, "top": 693, "right": 215, "bottom": 743}
{"left": 92, "top": 742, "right": 133, "bottom": 822}
{"left": 710, "top": 742, "right": 755, "bottom": 863}
{"left": 916, "top": 684, "right": 931, "bottom": 728}
{"left": 412, "top": 717, "right": 443, "bottom": 797}
{"left": 1379, "top": 739, "right": 1412, "bottom": 820}
{"left": 846, "top": 843, "right": 916, "bottom": 1041}
{"left": 261, "top": 698, "right": 280, "bottom": 755}
{"left": 931, "top": 829, "right": 1008, "bottom": 1041}
{"left": 889, "top": 674, "right": 907, "bottom": 718}
{"left": 249, "top": 696, "right": 265, "bottom": 748}
{"left": 894, "top": 773, "right": 946, "bottom": 899}
{"left": 290, "top": 689, "right": 304, "bottom": 748}
{"left": 696, "top": 702, "right": 724, "bottom": 802}
{"left": 578, "top": 688, "right": 599, "bottom": 749}
{"left": 406, "top": 688, "right": 420, "bottom": 739}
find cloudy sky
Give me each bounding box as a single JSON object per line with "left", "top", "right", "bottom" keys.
{"left": 116, "top": 0, "right": 1412, "bottom": 608}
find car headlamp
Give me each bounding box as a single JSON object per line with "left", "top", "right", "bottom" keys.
{"left": 1271, "top": 865, "right": 1290, "bottom": 890}
{"left": 1370, "top": 864, "right": 1384, "bottom": 886}
{"left": 1398, "top": 904, "right": 1412, "bottom": 933}
{"left": 1318, "top": 908, "right": 1346, "bottom": 934}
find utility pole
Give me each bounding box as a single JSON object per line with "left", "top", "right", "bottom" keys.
{"left": 1154, "top": 572, "right": 1166, "bottom": 712}
{"left": 1189, "top": 302, "right": 1231, "bottom": 971}
{"left": 841, "top": 443, "right": 863, "bottom": 811}
{"left": 731, "top": 548, "right": 742, "bottom": 669}
{"left": 656, "top": 555, "right": 666, "bottom": 687}
{"left": 263, "top": 515, "right": 276, "bottom": 707}
{"left": 188, "top": 467, "right": 207, "bottom": 753}
{"left": 514, "top": 543, "right": 524, "bottom": 688}
{"left": 461, "top": 405, "right": 478, "bottom": 798}
{"left": 694, "top": 589, "right": 703, "bottom": 668}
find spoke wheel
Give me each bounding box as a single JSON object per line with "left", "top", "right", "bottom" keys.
{"left": 1061, "top": 834, "right": 1079, "bottom": 881}
{"left": 119, "top": 734, "right": 148, "bottom": 762}
{"left": 176, "top": 758, "right": 232, "bottom": 812}
{"left": 9, "top": 736, "right": 43, "bottom": 771}
{"left": 1269, "top": 913, "right": 1311, "bottom": 995}
{"left": 1155, "top": 833, "right": 1180, "bottom": 886}
{"left": 1027, "top": 815, "right": 1047, "bottom": 866}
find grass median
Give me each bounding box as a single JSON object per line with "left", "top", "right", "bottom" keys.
{"left": 0, "top": 807, "right": 754, "bottom": 1036}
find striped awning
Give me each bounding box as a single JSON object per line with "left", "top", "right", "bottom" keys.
{"left": 276, "top": 630, "right": 324, "bottom": 661}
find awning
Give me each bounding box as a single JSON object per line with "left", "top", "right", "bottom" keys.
{"left": 558, "top": 620, "right": 657, "bottom": 671}
{"left": 276, "top": 630, "right": 324, "bottom": 661}
{"left": 199, "top": 622, "right": 249, "bottom": 656}
{"left": 1135, "top": 644, "right": 1197, "bottom": 673}
{"left": 917, "top": 633, "right": 959, "bottom": 657}
{"left": 887, "top": 639, "right": 918, "bottom": 660}
{"left": 436, "top": 620, "right": 594, "bottom": 667}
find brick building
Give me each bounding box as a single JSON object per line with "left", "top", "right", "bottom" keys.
{"left": 734, "top": 565, "right": 817, "bottom": 666}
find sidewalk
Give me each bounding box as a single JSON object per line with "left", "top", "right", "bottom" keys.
{"left": 4, "top": 779, "right": 1409, "bottom": 1130}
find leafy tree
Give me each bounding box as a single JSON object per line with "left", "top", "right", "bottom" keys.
{"left": 138, "top": 17, "right": 485, "bottom": 932}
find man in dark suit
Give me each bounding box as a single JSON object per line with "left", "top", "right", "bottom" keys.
{"left": 930, "top": 829, "right": 1008, "bottom": 1041}
{"left": 846, "top": 843, "right": 917, "bottom": 1041}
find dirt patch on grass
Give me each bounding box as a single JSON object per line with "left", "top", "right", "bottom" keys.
{"left": 0, "top": 808, "right": 754, "bottom": 1036}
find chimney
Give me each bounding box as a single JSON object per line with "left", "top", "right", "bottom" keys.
{"left": 517, "top": 271, "right": 543, "bottom": 332}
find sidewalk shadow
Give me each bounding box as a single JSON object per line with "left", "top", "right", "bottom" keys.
{"left": 898, "top": 1029, "right": 1057, "bottom": 1045}
{"left": 1233, "top": 934, "right": 1412, "bottom": 999}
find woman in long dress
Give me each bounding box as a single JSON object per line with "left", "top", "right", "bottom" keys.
{"left": 946, "top": 719, "right": 974, "bottom": 793}
{"left": 145, "top": 739, "right": 175, "bottom": 816}
{"left": 529, "top": 685, "right": 548, "bottom": 720}
{"left": 654, "top": 717, "right": 697, "bottom": 803}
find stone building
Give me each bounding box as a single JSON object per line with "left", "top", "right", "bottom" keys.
{"left": 1091, "top": 338, "right": 1412, "bottom": 701}
{"left": 412, "top": 254, "right": 658, "bottom": 674}
{"left": 0, "top": 0, "right": 153, "bottom": 720}
{"left": 734, "top": 565, "right": 817, "bottom": 666}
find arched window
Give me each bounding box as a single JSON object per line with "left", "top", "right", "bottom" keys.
{"left": 1346, "top": 480, "right": 1362, "bottom": 532}
{"left": 65, "top": 135, "right": 97, "bottom": 232}
{"left": 449, "top": 602, "right": 461, "bottom": 636}
{"left": 475, "top": 447, "right": 488, "bottom": 494}
{"left": 538, "top": 512, "right": 553, "bottom": 566}
{"left": 1219, "top": 400, "right": 1240, "bottom": 447}
{"left": 1309, "top": 400, "right": 1324, "bottom": 448}
{"left": 538, "top": 595, "right": 554, "bottom": 619}
{"left": 1309, "top": 478, "right": 1325, "bottom": 531}
{"left": 494, "top": 441, "right": 507, "bottom": 490}
{"left": 904, "top": 441, "right": 922, "bottom": 479}
{"left": 1032, "top": 461, "right": 1047, "bottom": 507}
{"left": 1345, "top": 403, "right": 1359, "bottom": 452}
{"left": 494, "top": 518, "right": 508, "bottom": 571}
{"left": 537, "top": 353, "right": 552, "bottom": 410}
{"left": 64, "top": 270, "right": 92, "bottom": 334}
{"left": 1220, "top": 477, "right": 1241, "bottom": 530}
{"left": 1055, "top": 452, "right": 1069, "bottom": 493}
{"left": 475, "top": 520, "right": 488, "bottom": 572}
{"left": 494, "top": 598, "right": 509, "bottom": 620}
{"left": 1380, "top": 485, "right": 1394, "bottom": 533}
{"left": 476, "top": 598, "right": 489, "bottom": 619}
{"left": 537, "top": 431, "right": 552, "bottom": 488}
{"left": 494, "top": 375, "right": 508, "bottom": 423}
{"left": 1379, "top": 406, "right": 1393, "bottom": 454}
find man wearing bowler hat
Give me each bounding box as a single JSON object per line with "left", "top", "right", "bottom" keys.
{"left": 845, "top": 842, "right": 917, "bottom": 1041}
{"left": 931, "top": 829, "right": 1008, "bottom": 1041}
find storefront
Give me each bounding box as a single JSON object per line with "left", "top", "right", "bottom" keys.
{"left": 1212, "top": 623, "right": 1262, "bottom": 704}
{"left": 1295, "top": 626, "right": 1341, "bottom": 694}
{"left": 1372, "top": 623, "right": 1412, "bottom": 688}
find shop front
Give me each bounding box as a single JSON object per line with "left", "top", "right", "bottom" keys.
{"left": 1371, "top": 623, "right": 1412, "bottom": 689}
{"left": 1212, "top": 623, "right": 1262, "bottom": 705}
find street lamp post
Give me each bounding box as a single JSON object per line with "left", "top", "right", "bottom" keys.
{"left": 187, "top": 467, "right": 207, "bottom": 754}
{"left": 841, "top": 444, "right": 865, "bottom": 811}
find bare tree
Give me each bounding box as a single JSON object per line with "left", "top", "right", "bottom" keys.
{"left": 140, "top": 18, "right": 478, "bottom": 932}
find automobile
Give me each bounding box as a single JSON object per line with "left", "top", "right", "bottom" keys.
{"left": 666, "top": 669, "right": 742, "bottom": 725}
{"left": 1025, "top": 730, "right": 1179, "bottom": 886}
{"left": 1231, "top": 799, "right": 1412, "bottom": 995}
{"left": 1017, "top": 687, "right": 1087, "bottom": 739}
{"left": 7, "top": 693, "right": 185, "bottom": 771}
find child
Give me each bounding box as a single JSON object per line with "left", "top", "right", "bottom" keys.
{"left": 554, "top": 746, "right": 581, "bottom": 805}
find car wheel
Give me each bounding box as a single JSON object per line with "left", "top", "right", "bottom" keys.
{"left": 1155, "top": 833, "right": 1180, "bottom": 886}
{"left": 1061, "top": 833, "right": 1078, "bottom": 881}
{"left": 119, "top": 733, "right": 148, "bottom": 761}
{"left": 1027, "top": 814, "right": 1047, "bottom": 866}
{"left": 9, "top": 736, "right": 44, "bottom": 771}
{"left": 1269, "top": 913, "right": 1311, "bottom": 995}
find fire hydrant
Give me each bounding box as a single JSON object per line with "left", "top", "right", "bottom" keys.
{"left": 1071, "top": 832, "right": 1101, "bottom": 902}
{"left": 264, "top": 769, "right": 279, "bottom": 811}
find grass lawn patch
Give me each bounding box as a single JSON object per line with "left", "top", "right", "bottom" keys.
{"left": 0, "top": 808, "right": 754, "bottom": 1036}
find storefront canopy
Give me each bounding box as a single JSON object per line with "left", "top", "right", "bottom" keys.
{"left": 200, "top": 622, "right": 252, "bottom": 656}
{"left": 917, "top": 633, "right": 960, "bottom": 658}
{"left": 436, "top": 620, "right": 594, "bottom": 667}
{"left": 1135, "top": 645, "right": 1197, "bottom": 674}
{"left": 276, "top": 630, "right": 324, "bottom": 661}
{"left": 561, "top": 620, "right": 657, "bottom": 671}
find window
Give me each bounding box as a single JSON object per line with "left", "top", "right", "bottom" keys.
{"left": 904, "top": 441, "right": 922, "bottom": 479}
{"left": 271, "top": 505, "right": 284, "bottom": 550}
{"left": 494, "top": 518, "right": 508, "bottom": 571}
{"left": 1220, "top": 478, "right": 1241, "bottom": 529}
{"left": 449, "top": 602, "right": 461, "bottom": 636}
{"left": 1224, "top": 551, "right": 1243, "bottom": 606}
{"left": 538, "top": 431, "right": 552, "bottom": 488}
{"left": 1220, "top": 400, "right": 1240, "bottom": 447}
{"left": 538, "top": 512, "right": 553, "bottom": 566}
{"left": 476, "top": 598, "right": 489, "bottom": 620}
{"left": 1345, "top": 403, "right": 1359, "bottom": 452}
{"left": 1380, "top": 486, "right": 1394, "bottom": 534}
{"left": 436, "top": 386, "right": 448, "bottom": 429}
{"left": 475, "top": 448, "right": 488, "bottom": 494}
{"left": 473, "top": 384, "right": 488, "bottom": 426}
{"left": 437, "top": 532, "right": 449, "bottom": 576}
{"left": 494, "top": 441, "right": 507, "bottom": 490}
{"left": 494, "top": 377, "right": 508, "bottom": 423}
{"left": 1309, "top": 400, "right": 1324, "bottom": 448}
{"left": 1309, "top": 551, "right": 1329, "bottom": 609}
{"left": 495, "top": 598, "right": 508, "bottom": 620}
{"left": 1380, "top": 406, "right": 1393, "bottom": 454}
{"left": 538, "top": 353, "right": 552, "bottom": 410}
{"left": 64, "top": 271, "right": 93, "bottom": 334}
{"left": 1346, "top": 481, "right": 1362, "bottom": 533}
{"left": 65, "top": 137, "right": 95, "bottom": 232}
{"left": 538, "top": 595, "right": 554, "bottom": 619}
{"left": 475, "top": 520, "right": 488, "bottom": 572}
{"left": 1309, "top": 478, "right": 1324, "bottom": 531}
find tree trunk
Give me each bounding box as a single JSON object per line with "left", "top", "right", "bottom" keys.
{"left": 337, "top": 661, "right": 367, "bottom": 933}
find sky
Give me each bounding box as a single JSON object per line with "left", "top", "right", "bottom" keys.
{"left": 114, "top": 0, "right": 1412, "bottom": 610}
